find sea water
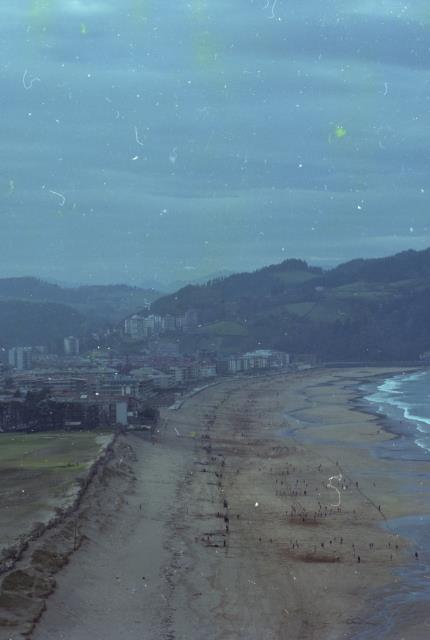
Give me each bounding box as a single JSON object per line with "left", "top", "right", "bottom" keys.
{"left": 365, "top": 369, "right": 430, "bottom": 455}
{"left": 350, "top": 369, "right": 430, "bottom": 639}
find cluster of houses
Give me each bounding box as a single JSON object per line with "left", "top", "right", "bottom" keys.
{"left": 124, "top": 310, "right": 198, "bottom": 339}
{"left": 0, "top": 345, "right": 292, "bottom": 432}
{"left": 227, "top": 350, "right": 290, "bottom": 373}
{"left": 0, "top": 298, "right": 294, "bottom": 434}
{"left": 3, "top": 338, "right": 81, "bottom": 371}
{"left": 0, "top": 392, "right": 135, "bottom": 432}
{"left": 0, "top": 365, "right": 158, "bottom": 432}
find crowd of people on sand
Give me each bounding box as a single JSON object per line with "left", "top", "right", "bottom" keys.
{"left": 176, "top": 385, "right": 421, "bottom": 570}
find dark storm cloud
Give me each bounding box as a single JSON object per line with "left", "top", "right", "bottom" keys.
{"left": 227, "top": 15, "right": 430, "bottom": 70}
{"left": 1, "top": 0, "right": 430, "bottom": 283}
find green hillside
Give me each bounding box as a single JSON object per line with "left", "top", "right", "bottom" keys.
{"left": 152, "top": 249, "right": 430, "bottom": 361}
{"left": 0, "top": 300, "right": 84, "bottom": 348}
{"left": 0, "top": 278, "right": 161, "bottom": 324}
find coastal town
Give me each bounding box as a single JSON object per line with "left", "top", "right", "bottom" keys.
{"left": 0, "top": 308, "right": 294, "bottom": 433}
{"left": 2, "top": 0, "right": 430, "bottom": 635}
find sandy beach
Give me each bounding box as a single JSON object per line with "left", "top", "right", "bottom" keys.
{"left": 1, "top": 367, "right": 429, "bottom": 640}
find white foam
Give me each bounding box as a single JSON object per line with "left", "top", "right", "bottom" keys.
{"left": 365, "top": 375, "right": 405, "bottom": 405}
{"left": 367, "top": 371, "right": 430, "bottom": 454}
{"left": 401, "top": 370, "right": 428, "bottom": 384}
{"left": 379, "top": 381, "right": 402, "bottom": 394}
{"left": 375, "top": 371, "right": 426, "bottom": 397}
{"left": 414, "top": 438, "right": 430, "bottom": 453}
{"left": 404, "top": 406, "right": 430, "bottom": 429}
{"left": 366, "top": 390, "right": 404, "bottom": 407}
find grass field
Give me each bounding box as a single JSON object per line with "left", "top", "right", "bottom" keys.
{"left": 275, "top": 270, "right": 318, "bottom": 285}
{"left": 0, "top": 431, "right": 113, "bottom": 551}
{"left": 330, "top": 281, "right": 389, "bottom": 299}
{"left": 284, "top": 302, "right": 316, "bottom": 317}
{"left": 197, "top": 320, "right": 248, "bottom": 336}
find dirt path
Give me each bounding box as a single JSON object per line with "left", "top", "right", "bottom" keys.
{"left": 30, "top": 429, "right": 192, "bottom": 640}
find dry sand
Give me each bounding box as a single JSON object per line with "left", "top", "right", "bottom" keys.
{"left": 1, "top": 368, "right": 429, "bottom": 639}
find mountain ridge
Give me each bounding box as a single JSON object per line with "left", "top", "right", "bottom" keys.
{"left": 0, "top": 277, "right": 161, "bottom": 324}
{"left": 151, "top": 247, "right": 430, "bottom": 361}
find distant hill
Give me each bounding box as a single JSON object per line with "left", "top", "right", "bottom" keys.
{"left": 325, "top": 248, "right": 430, "bottom": 285}
{"left": 0, "top": 300, "right": 84, "bottom": 349}
{"left": 152, "top": 249, "right": 430, "bottom": 361}
{"left": 137, "top": 270, "right": 236, "bottom": 293}
{"left": 166, "top": 269, "right": 235, "bottom": 292}
{"left": 0, "top": 278, "right": 161, "bottom": 324}
{"left": 152, "top": 259, "right": 323, "bottom": 320}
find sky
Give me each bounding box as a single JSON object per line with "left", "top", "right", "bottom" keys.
{"left": 1, "top": 0, "right": 430, "bottom": 286}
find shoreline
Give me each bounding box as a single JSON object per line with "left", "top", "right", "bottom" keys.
{"left": 2, "top": 367, "right": 428, "bottom": 639}
{"left": 346, "top": 371, "right": 430, "bottom": 639}
{"left": 355, "top": 372, "right": 430, "bottom": 457}
{"left": 278, "top": 367, "right": 430, "bottom": 638}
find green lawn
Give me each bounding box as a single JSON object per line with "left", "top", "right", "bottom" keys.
{"left": 330, "top": 281, "right": 389, "bottom": 299}
{"left": 0, "top": 431, "right": 110, "bottom": 469}
{"left": 284, "top": 302, "right": 315, "bottom": 317}
{"left": 285, "top": 301, "right": 350, "bottom": 322}
{"left": 275, "top": 271, "right": 318, "bottom": 286}
{"left": 0, "top": 431, "right": 113, "bottom": 550}
{"left": 197, "top": 320, "right": 248, "bottom": 336}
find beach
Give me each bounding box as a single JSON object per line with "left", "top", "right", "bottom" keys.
{"left": 1, "top": 367, "right": 429, "bottom": 639}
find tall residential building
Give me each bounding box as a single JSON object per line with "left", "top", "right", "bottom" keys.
{"left": 146, "top": 314, "right": 163, "bottom": 332}
{"left": 8, "top": 347, "right": 33, "bottom": 370}
{"left": 124, "top": 314, "right": 164, "bottom": 339}
{"left": 124, "top": 315, "right": 145, "bottom": 339}
{"left": 183, "top": 309, "right": 198, "bottom": 330}
{"left": 64, "top": 336, "right": 80, "bottom": 356}
{"left": 162, "top": 314, "right": 176, "bottom": 332}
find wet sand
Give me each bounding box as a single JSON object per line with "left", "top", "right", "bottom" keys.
{"left": 2, "top": 368, "right": 429, "bottom": 639}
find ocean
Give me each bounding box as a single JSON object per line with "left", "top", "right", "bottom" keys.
{"left": 364, "top": 368, "right": 430, "bottom": 457}
{"left": 350, "top": 369, "right": 430, "bottom": 640}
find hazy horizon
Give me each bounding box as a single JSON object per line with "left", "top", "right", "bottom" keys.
{"left": 0, "top": 243, "right": 425, "bottom": 289}
{"left": 2, "top": 1, "right": 430, "bottom": 284}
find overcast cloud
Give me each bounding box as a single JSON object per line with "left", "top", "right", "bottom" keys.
{"left": 1, "top": 0, "right": 430, "bottom": 285}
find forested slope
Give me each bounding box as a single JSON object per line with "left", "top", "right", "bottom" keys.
{"left": 152, "top": 249, "right": 430, "bottom": 360}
